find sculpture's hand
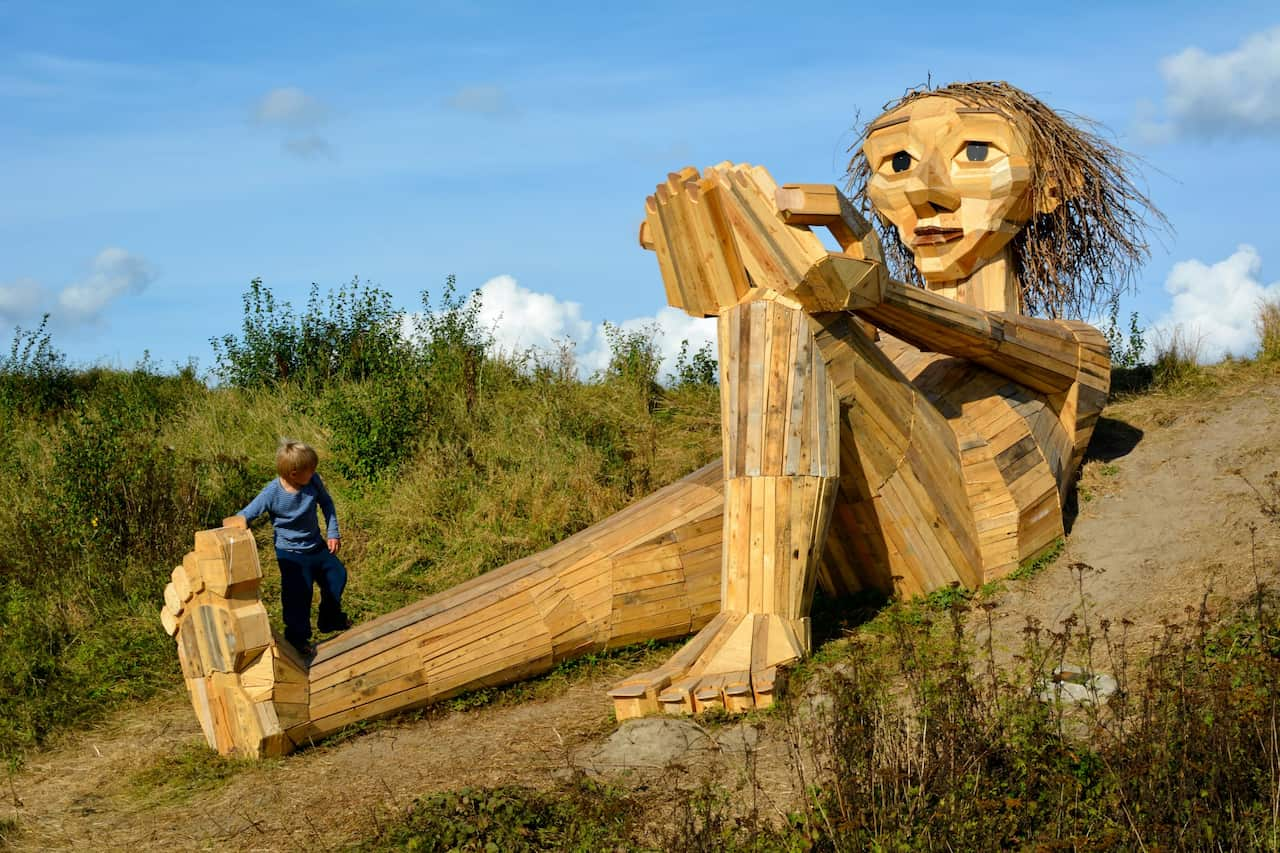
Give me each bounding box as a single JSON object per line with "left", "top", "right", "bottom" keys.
{"left": 774, "top": 183, "right": 885, "bottom": 264}
{"left": 790, "top": 253, "right": 889, "bottom": 314}
{"left": 772, "top": 182, "right": 890, "bottom": 314}
{"left": 638, "top": 166, "right": 752, "bottom": 318}
{"left": 639, "top": 164, "right": 890, "bottom": 317}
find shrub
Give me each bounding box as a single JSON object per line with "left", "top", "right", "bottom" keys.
{"left": 406, "top": 274, "right": 492, "bottom": 412}
{"left": 323, "top": 375, "right": 428, "bottom": 482}
{"left": 1257, "top": 297, "right": 1280, "bottom": 362}
{"left": 1151, "top": 324, "right": 1203, "bottom": 389}
{"left": 0, "top": 315, "right": 77, "bottom": 415}
{"left": 361, "top": 783, "right": 639, "bottom": 852}
{"left": 601, "top": 322, "right": 662, "bottom": 393}
{"left": 671, "top": 339, "right": 718, "bottom": 388}
{"left": 210, "top": 276, "right": 414, "bottom": 389}
{"left": 1100, "top": 293, "right": 1146, "bottom": 369}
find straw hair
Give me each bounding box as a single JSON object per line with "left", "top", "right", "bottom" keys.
{"left": 276, "top": 439, "right": 319, "bottom": 477}
{"left": 847, "top": 80, "right": 1167, "bottom": 318}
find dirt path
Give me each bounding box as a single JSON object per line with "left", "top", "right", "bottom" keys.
{"left": 7, "top": 378, "right": 1280, "bottom": 852}
{"left": 981, "top": 379, "right": 1280, "bottom": 656}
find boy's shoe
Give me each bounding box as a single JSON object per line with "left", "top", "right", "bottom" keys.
{"left": 318, "top": 613, "right": 352, "bottom": 633}
{"left": 286, "top": 636, "right": 317, "bottom": 658}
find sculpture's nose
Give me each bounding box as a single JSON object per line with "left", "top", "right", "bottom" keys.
{"left": 903, "top": 154, "right": 959, "bottom": 217}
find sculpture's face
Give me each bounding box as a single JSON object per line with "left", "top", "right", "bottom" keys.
{"left": 861, "top": 96, "right": 1041, "bottom": 284}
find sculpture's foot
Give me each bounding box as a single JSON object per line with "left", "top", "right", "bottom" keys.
{"left": 608, "top": 611, "right": 808, "bottom": 720}
{"left": 160, "top": 526, "right": 307, "bottom": 757}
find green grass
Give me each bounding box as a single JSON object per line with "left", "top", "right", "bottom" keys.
{"left": 0, "top": 280, "right": 722, "bottom": 764}
{"left": 1007, "top": 536, "right": 1065, "bottom": 581}
{"left": 358, "top": 782, "right": 643, "bottom": 852}
{"left": 355, "top": 573, "right": 1280, "bottom": 851}
{"left": 126, "top": 740, "right": 261, "bottom": 806}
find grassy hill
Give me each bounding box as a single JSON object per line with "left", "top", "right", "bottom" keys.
{"left": 0, "top": 277, "right": 720, "bottom": 764}
{"left": 3, "top": 282, "right": 1280, "bottom": 850}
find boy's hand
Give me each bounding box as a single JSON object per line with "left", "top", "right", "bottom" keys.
{"left": 223, "top": 515, "right": 248, "bottom": 530}
{"left": 328, "top": 537, "right": 341, "bottom": 555}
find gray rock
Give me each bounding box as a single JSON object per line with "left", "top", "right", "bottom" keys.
{"left": 714, "top": 723, "right": 762, "bottom": 755}
{"left": 1038, "top": 664, "right": 1119, "bottom": 704}
{"left": 576, "top": 717, "right": 715, "bottom": 774}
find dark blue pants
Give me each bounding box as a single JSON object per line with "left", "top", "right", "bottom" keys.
{"left": 276, "top": 547, "right": 347, "bottom": 648}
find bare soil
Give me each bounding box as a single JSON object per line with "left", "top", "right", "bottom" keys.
{"left": 6, "top": 375, "right": 1280, "bottom": 852}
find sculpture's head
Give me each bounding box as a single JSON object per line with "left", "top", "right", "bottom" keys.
{"left": 848, "top": 81, "right": 1163, "bottom": 317}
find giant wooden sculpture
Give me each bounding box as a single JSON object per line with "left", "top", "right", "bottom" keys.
{"left": 162, "top": 81, "right": 1160, "bottom": 756}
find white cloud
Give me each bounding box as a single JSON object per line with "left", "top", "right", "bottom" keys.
{"left": 57, "top": 248, "right": 155, "bottom": 321}
{"left": 1149, "top": 245, "right": 1280, "bottom": 363}
{"left": 578, "top": 306, "right": 719, "bottom": 379}
{"left": 409, "top": 274, "right": 718, "bottom": 380}
{"left": 1139, "top": 26, "right": 1280, "bottom": 140}
{"left": 0, "top": 277, "right": 46, "bottom": 326}
{"left": 252, "top": 86, "right": 334, "bottom": 159}
{"left": 446, "top": 85, "right": 514, "bottom": 116}
{"left": 472, "top": 274, "right": 594, "bottom": 357}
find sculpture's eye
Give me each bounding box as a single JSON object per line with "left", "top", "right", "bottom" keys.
{"left": 891, "top": 151, "right": 912, "bottom": 173}
{"left": 965, "top": 142, "right": 989, "bottom": 162}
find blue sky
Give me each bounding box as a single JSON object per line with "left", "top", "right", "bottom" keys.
{"left": 3, "top": 1, "right": 1279, "bottom": 375}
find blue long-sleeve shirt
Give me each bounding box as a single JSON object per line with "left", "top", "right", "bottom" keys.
{"left": 238, "top": 473, "right": 340, "bottom": 553}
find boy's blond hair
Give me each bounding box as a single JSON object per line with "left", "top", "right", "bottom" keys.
{"left": 276, "top": 439, "right": 319, "bottom": 477}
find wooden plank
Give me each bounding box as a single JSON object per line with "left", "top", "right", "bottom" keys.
{"left": 654, "top": 179, "right": 703, "bottom": 313}
{"left": 760, "top": 477, "right": 777, "bottom": 614}
{"left": 310, "top": 663, "right": 429, "bottom": 720}
{"left": 663, "top": 174, "right": 720, "bottom": 314}
{"left": 644, "top": 195, "right": 685, "bottom": 312}
{"left": 710, "top": 168, "right": 796, "bottom": 292}
{"left": 747, "top": 476, "right": 766, "bottom": 613}
{"left": 689, "top": 175, "right": 750, "bottom": 308}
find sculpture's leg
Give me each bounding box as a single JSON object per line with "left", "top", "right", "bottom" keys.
{"left": 166, "top": 462, "right": 728, "bottom": 756}
{"left": 813, "top": 314, "right": 984, "bottom": 599}
{"left": 610, "top": 294, "right": 841, "bottom": 717}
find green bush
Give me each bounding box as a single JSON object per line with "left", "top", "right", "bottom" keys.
{"left": 1100, "top": 293, "right": 1146, "bottom": 369}
{"left": 210, "top": 276, "right": 414, "bottom": 389}
{"left": 671, "top": 339, "right": 718, "bottom": 388}
{"left": 323, "top": 374, "right": 428, "bottom": 482}
{"left": 361, "top": 783, "right": 639, "bottom": 852}
{"left": 1257, "top": 297, "right": 1280, "bottom": 362}
{"left": 0, "top": 315, "right": 77, "bottom": 415}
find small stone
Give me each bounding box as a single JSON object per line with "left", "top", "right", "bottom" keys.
{"left": 576, "top": 718, "right": 714, "bottom": 775}
{"left": 1038, "top": 665, "right": 1119, "bottom": 704}
{"left": 714, "top": 723, "right": 762, "bottom": 755}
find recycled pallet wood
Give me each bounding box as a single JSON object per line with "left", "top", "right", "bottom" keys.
{"left": 167, "top": 134, "right": 1113, "bottom": 753}
{"left": 163, "top": 461, "right": 733, "bottom": 757}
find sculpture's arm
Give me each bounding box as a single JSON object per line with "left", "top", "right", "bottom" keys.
{"left": 853, "top": 277, "right": 1099, "bottom": 396}
{"left": 775, "top": 184, "right": 1107, "bottom": 397}
{"left": 640, "top": 167, "right": 1107, "bottom": 397}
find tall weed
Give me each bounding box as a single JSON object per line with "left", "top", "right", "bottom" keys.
{"left": 1257, "top": 297, "right": 1280, "bottom": 362}
{"left": 1151, "top": 324, "right": 1204, "bottom": 389}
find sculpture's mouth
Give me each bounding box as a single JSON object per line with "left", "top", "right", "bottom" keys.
{"left": 913, "top": 226, "right": 963, "bottom": 246}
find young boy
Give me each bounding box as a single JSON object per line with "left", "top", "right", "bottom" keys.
{"left": 224, "top": 439, "right": 350, "bottom": 656}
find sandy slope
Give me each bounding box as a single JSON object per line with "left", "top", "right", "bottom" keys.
{"left": 6, "top": 376, "right": 1280, "bottom": 852}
